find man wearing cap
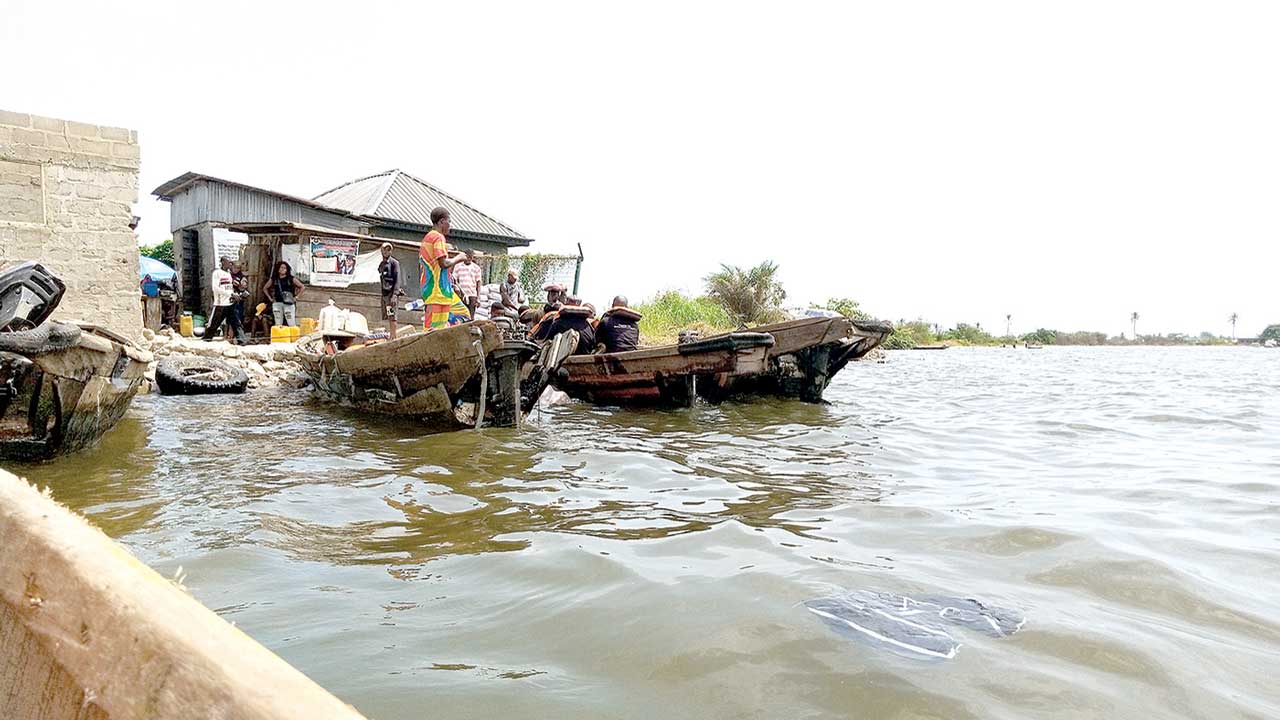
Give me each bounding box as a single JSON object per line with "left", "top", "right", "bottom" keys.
{"left": 543, "top": 284, "right": 566, "bottom": 314}
{"left": 378, "top": 242, "right": 403, "bottom": 338}
{"left": 451, "top": 249, "right": 483, "bottom": 320}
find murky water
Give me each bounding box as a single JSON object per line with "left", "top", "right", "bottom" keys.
{"left": 17, "top": 347, "right": 1280, "bottom": 719}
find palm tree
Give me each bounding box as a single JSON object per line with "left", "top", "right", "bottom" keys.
{"left": 1130, "top": 312, "right": 1139, "bottom": 341}
{"left": 1229, "top": 312, "right": 1239, "bottom": 341}
{"left": 1005, "top": 314, "right": 1012, "bottom": 337}
{"left": 704, "top": 261, "right": 787, "bottom": 325}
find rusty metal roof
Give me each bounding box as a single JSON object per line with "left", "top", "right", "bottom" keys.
{"left": 312, "top": 169, "right": 530, "bottom": 244}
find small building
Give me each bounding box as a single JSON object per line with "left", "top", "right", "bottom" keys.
{"left": 152, "top": 170, "right": 531, "bottom": 325}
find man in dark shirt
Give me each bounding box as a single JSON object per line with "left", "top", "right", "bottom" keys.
{"left": 378, "top": 243, "right": 403, "bottom": 338}
{"left": 596, "top": 296, "right": 641, "bottom": 353}
{"left": 540, "top": 304, "right": 596, "bottom": 355}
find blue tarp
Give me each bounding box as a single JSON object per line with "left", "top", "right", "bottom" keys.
{"left": 139, "top": 256, "right": 177, "bottom": 281}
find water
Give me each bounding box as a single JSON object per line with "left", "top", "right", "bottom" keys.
{"left": 17, "top": 347, "right": 1280, "bottom": 719}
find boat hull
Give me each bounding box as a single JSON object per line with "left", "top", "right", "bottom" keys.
{"left": 696, "top": 317, "right": 893, "bottom": 403}
{"left": 297, "top": 323, "right": 578, "bottom": 429}
{"left": 297, "top": 322, "right": 499, "bottom": 426}
{"left": 553, "top": 333, "right": 775, "bottom": 407}
{"left": 0, "top": 324, "right": 151, "bottom": 461}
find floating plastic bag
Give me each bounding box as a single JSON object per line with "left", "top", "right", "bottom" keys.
{"left": 804, "top": 590, "right": 1024, "bottom": 660}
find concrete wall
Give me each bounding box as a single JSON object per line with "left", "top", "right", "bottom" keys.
{"left": 0, "top": 109, "right": 141, "bottom": 338}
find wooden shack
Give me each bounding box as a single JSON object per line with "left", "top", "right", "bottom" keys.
{"left": 153, "top": 170, "right": 533, "bottom": 325}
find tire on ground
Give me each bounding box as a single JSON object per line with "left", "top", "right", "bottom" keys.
{"left": 0, "top": 321, "right": 82, "bottom": 355}
{"left": 155, "top": 355, "right": 249, "bottom": 395}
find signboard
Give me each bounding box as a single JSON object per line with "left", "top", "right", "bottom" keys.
{"left": 309, "top": 236, "right": 360, "bottom": 288}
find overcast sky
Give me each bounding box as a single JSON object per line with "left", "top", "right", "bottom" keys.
{"left": 4, "top": 1, "right": 1277, "bottom": 336}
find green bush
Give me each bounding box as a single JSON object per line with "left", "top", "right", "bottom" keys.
{"left": 1261, "top": 324, "right": 1280, "bottom": 342}
{"left": 941, "top": 323, "right": 996, "bottom": 346}
{"left": 635, "top": 290, "right": 736, "bottom": 345}
{"left": 884, "top": 320, "right": 935, "bottom": 350}
{"left": 704, "top": 261, "right": 787, "bottom": 324}
{"left": 821, "top": 298, "right": 869, "bottom": 320}
{"left": 1021, "top": 328, "right": 1057, "bottom": 345}
{"left": 139, "top": 238, "right": 174, "bottom": 265}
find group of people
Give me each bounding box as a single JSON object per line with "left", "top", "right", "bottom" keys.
{"left": 200, "top": 204, "right": 638, "bottom": 354}
{"left": 204, "top": 257, "right": 305, "bottom": 344}
{"left": 406, "top": 205, "right": 640, "bottom": 355}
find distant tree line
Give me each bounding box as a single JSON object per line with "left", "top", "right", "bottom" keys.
{"left": 622, "top": 259, "right": 1279, "bottom": 349}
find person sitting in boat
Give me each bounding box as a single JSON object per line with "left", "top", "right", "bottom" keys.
{"left": 595, "top": 296, "right": 641, "bottom": 353}
{"left": 499, "top": 270, "right": 529, "bottom": 318}
{"left": 543, "top": 283, "right": 566, "bottom": 314}
{"left": 420, "top": 207, "right": 468, "bottom": 330}
{"left": 536, "top": 302, "right": 596, "bottom": 354}
{"left": 489, "top": 300, "right": 518, "bottom": 321}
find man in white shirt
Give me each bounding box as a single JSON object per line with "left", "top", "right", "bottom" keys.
{"left": 451, "top": 249, "right": 483, "bottom": 319}
{"left": 203, "top": 257, "right": 247, "bottom": 344}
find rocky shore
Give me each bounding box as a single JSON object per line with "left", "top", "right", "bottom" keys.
{"left": 137, "top": 328, "right": 310, "bottom": 392}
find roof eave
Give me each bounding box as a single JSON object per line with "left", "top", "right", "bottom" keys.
{"left": 150, "top": 172, "right": 367, "bottom": 222}
{"left": 363, "top": 216, "right": 531, "bottom": 247}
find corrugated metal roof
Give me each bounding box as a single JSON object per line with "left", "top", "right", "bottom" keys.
{"left": 313, "top": 169, "right": 529, "bottom": 242}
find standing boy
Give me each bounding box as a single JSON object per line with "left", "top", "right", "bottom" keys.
{"left": 419, "top": 207, "right": 466, "bottom": 330}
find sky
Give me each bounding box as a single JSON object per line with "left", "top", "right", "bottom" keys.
{"left": 3, "top": 0, "right": 1277, "bottom": 337}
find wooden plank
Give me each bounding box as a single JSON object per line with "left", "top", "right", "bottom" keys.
{"left": 0, "top": 470, "right": 366, "bottom": 720}
{"left": 141, "top": 297, "right": 162, "bottom": 331}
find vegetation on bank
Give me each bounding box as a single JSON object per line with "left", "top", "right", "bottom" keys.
{"left": 139, "top": 238, "right": 174, "bottom": 265}
{"left": 636, "top": 291, "right": 737, "bottom": 344}
{"left": 881, "top": 320, "right": 1245, "bottom": 348}
{"left": 704, "top": 262, "right": 788, "bottom": 325}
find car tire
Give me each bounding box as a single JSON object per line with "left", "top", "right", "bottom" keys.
{"left": 155, "top": 355, "right": 248, "bottom": 395}
{"left": 0, "top": 321, "right": 82, "bottom": 355}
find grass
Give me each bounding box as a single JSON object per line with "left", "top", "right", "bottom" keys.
{"left": 635, "top": 290, "right": 737, "bottom": 345}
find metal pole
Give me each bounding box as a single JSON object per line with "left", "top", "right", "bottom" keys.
{"left": 572, "top": 243, "right": 584, "bottom": 296}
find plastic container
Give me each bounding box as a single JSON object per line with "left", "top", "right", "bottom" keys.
{"left": 288, "top": 326, "right": 300, "bottom": 342}
{"left": 179, "top": 313, "right": 194, "bottom": 337}
{"left": 299, "top": 317, "right": 317, "bottom": 335}
{"left": 271, "top": 326, "right": 290, "bottom": 343}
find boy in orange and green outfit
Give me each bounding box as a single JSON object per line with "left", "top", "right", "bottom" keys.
{"left": 419, "top": 207, "right": 469, "bottom": 330}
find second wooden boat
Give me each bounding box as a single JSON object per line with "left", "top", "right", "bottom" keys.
{"left": 696, "top": 316, "right": 893, "bottom": 403}
{"left": 553, "top": 332, "right": 775, "bottom": 407}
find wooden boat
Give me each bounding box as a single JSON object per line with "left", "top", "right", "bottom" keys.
{"left": 910, "top": 344, "right": 949, "bottom": 350}
{"left": 0, "top": 469, "right": 367, "bottom": 719}
{"left": 296, "top": 321, "right": 578, "bottom": 429}
{"left": 0, "top": 323, "right": 152, "bottom": 462}
{"left": 553, "top": 332, "right": 775, "bottom": 407}
{"left": 696, "top": 316, "right": 893, "bottom": 403}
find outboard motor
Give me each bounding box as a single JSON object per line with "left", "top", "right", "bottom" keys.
{"left": 0, "top": 262, "right": 66, "bottom": 332}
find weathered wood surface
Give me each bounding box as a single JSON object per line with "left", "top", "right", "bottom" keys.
{"left": 297, "top": 322, "right": 499, "bottom": 397}
{"left": 298, "top": 323, "right": 510, "bottom": 427}
{"left": 694, "top": 317, "right": 893, "bottom": 404}
{"left": 555, "top": 334, "right": 773, "bottom": 406}
{"left": 0, "top": 326, "right": 150, "bottom": 461}
{"left": 141, "top": 297, "right": 162, "bottom": 331}
{"left": 0, "top": 469, "right": 366, "bottom": 720}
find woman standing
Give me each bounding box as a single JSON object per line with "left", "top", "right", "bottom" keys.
{"left": 419, "top": 207, "right": 467, "bottom": 330}
{"left": 262, "top": 260, "right": 305, "bottom": 327}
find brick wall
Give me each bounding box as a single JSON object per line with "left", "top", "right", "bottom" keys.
{"left": 0, "top": 109, "right": 141, "bottom": 338}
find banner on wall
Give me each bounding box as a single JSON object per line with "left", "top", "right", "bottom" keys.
{"left": 309, "top": 236, "right": 360, "bottom": 287}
